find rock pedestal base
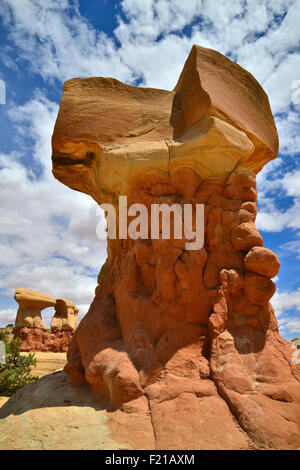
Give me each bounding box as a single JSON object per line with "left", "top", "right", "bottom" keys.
{"left": 13, "top": 327, "right": 73, "bottom": 353}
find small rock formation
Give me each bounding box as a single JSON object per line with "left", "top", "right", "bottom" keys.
{"left": 14, "top": 288, "right": 55, "bottom": 329}
{"left": 51, "top": 299, "right": 79, "bottom": 331}
{"left": 13, "top": 289, "right": 78, "bottom": 352}
{"left": 49, "top": 44, "right": 300, "bottom": 450}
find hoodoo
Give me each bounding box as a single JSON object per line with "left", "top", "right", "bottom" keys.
{"left": 50, "top": 45, "right": 300, "bottom": 450}
{"left": 13, "top": 288, "right": 78, "bottom": 352}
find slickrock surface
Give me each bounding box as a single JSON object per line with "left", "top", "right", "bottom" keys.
{"left": 0, "top": 371, "right": 154, "bottom": 450}
{"left": 13, "top": 289, "right": 78, "bottom": 352}
{"left": 2, "top": 45, "right": 299, "bottom": 450}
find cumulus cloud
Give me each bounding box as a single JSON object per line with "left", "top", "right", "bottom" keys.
{"left": 272, "top": 288, "right": 300, "bottom": 316}
{"left": 0, "top": 308, "right": 17, "bottom": 325}
{"left": 272, "top": 288, "right": 300, "bottom": 338}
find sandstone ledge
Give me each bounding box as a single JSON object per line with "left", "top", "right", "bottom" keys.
{"left": 0, "top": 370, "right": 256, "bottom": 450}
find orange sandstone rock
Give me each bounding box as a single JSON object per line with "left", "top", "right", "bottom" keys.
{"left": 48, "top": 45, "right": 300, "bottom": 449}
{"left": 51, "top": 298, "right": 78, "bottom": 331}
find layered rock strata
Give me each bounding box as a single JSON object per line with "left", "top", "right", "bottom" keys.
{"left": 13, "top": 289, "right": 78, "bottom": 352}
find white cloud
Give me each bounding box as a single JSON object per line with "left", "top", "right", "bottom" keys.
{"left": 275, "top": 111, "right": 300, "bottom": 155}
{"left": 7, "top": 92, "right": 59, "bottom": 173}
{"left": 281, "top": 169, "right": 300, "bottom": 198}
{"left": 272, "top": 287, "right": 300, "bottom": 337}
{"left": 272, "top": 288, "right": 300, "bottom": 316}
{"left": 280, "top": 238, "right": 300, "bottom": 259}
{"left": 0, "top": 308, "right": 17, "bottom": 325}
{"left": 256, "top": 159, "right": 300, "bottom": 234}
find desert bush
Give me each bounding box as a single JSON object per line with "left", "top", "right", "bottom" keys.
{"left": 0, "top": 332, "right": 39, "bottom": 396}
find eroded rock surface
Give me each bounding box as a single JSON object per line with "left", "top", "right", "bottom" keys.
{"left": 4, "top": 45, "right": 298, "bottom": 450}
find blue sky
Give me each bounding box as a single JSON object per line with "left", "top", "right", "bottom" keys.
{"left": 0, "top": 0, "right": 299, "bottom": 340}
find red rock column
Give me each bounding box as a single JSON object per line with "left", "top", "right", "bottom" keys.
{"left": 52, "top": 45, "right": 300, "bottom": 449}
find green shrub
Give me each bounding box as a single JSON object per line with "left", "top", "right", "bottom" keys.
{"left": 5, "top": 324, "right": 14, "bottom": 328}
{"left": 0, "top": 332, "right": 39, "bottom": 397}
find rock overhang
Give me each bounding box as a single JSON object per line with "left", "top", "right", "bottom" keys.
{"left": 51, "top": 45, "right": 278, "bottom": 205}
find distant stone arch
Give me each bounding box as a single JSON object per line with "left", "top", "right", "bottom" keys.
{"left": 14, "top": 288, "right": 78, "bottom": 332}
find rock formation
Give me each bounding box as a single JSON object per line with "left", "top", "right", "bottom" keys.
{"left": 51, "top": 299, "right": 79, "bottom": 331}
{"left": 0, "top": 371, "right": 155, "bottom": 450}
{"left": 13, "top": 289, "right": 78, "bottom": 352}
{"left": 4, "top": 44, "right": 297, "bottom": 450}
{"left": 14, "top": 288, "right": 55, "bottom": 329}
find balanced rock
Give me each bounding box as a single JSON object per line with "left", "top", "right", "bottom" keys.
{"left": 3, "top": 45, "right": 299, "bottom": 450}
{"left": 0, "top": 371, "right": 155, "bottom": 450}
{"left": 244, "top": 246, "right": 280, "bottom": 278}
{"left": 14, "top": 288, "right": 55, "bottom": 329}
{"left": 13, "top": 289, "right": 78, "bottom": 352}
